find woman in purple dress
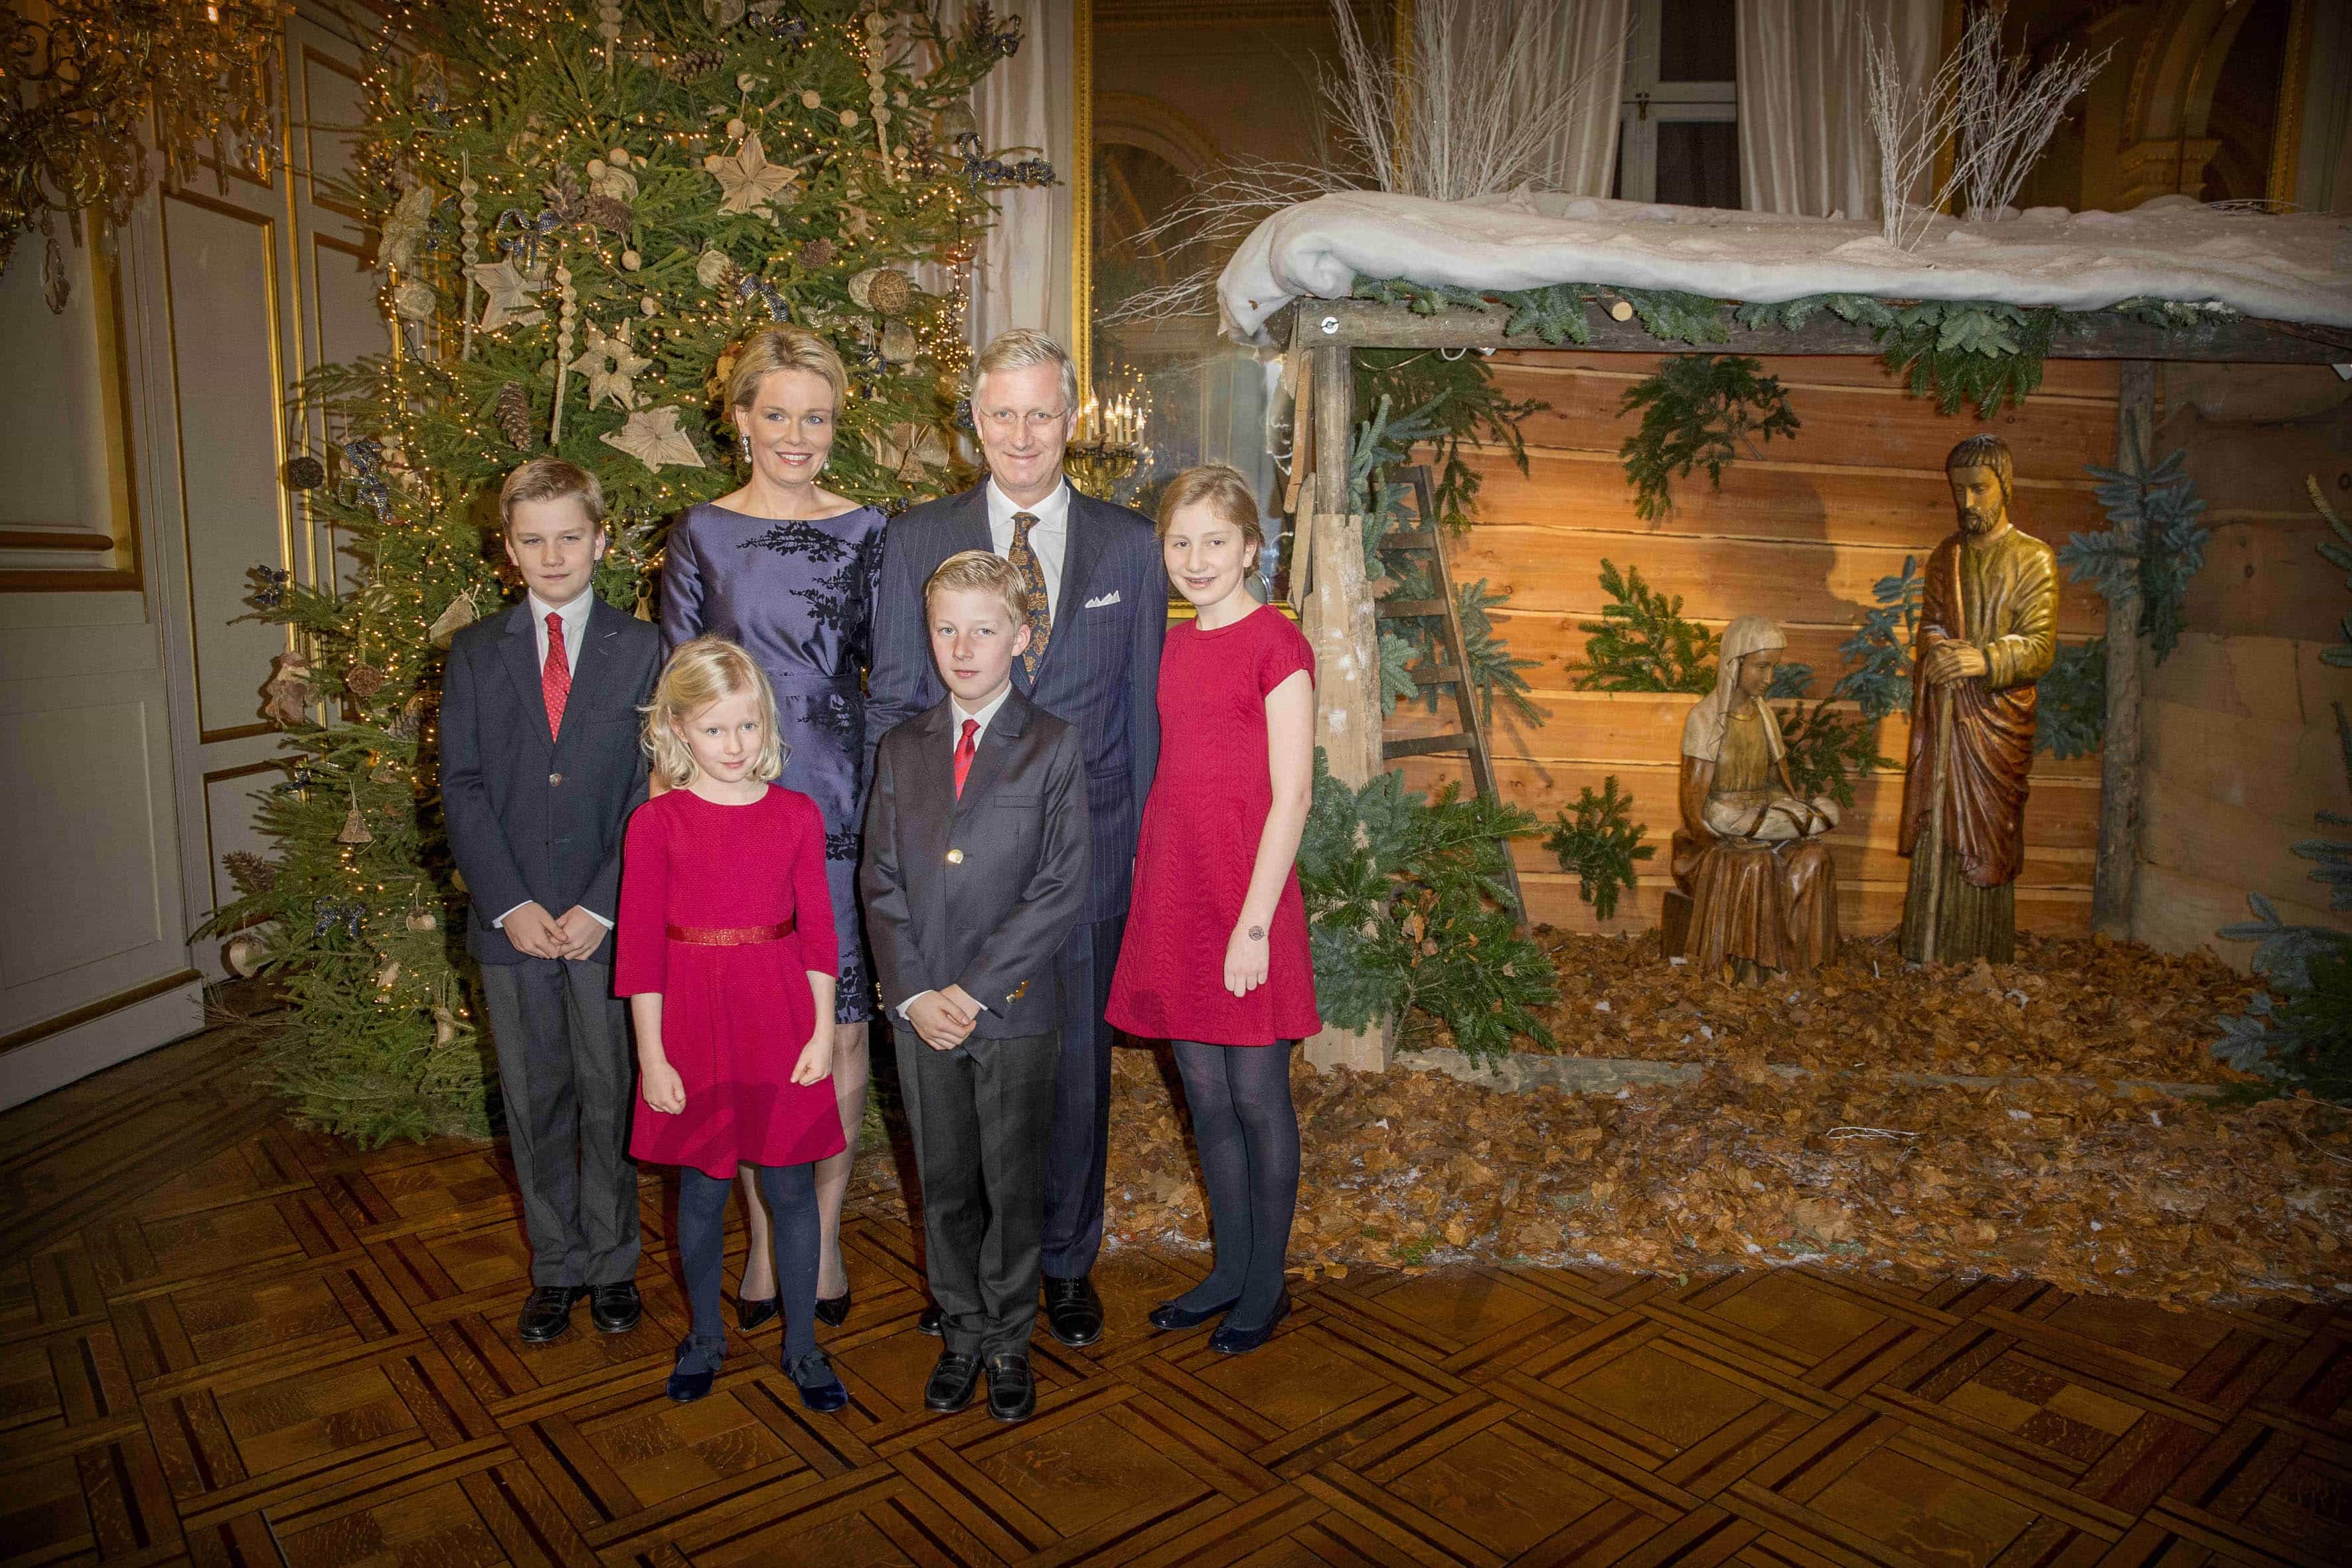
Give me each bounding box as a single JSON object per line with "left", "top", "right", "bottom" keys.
{"left": 660, "top": 326, "right": 884, "bottom": 1327}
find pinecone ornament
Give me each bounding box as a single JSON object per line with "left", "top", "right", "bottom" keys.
{"left": 542, "top": 166, "right": 587, "bottom": 226}
{"left": 497, "top": 381, "right": 532, "bottom": 448}
{"left": 586, "top": 193, "right": 633, "bottom": 235}
{"left": 345, "top": 663, "right": 388, "bottom": 699}
{"left": 659, "top": 46, "right": 726, "bottom": 81}
{"left": 797, "top": 237, "right": 836, "bottom": 270}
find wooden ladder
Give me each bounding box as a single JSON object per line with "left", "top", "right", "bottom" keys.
{"left": 1376, "top": 465, "right": 1528, "bottom": 921}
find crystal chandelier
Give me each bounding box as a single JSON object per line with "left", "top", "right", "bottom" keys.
{"left": 0, "top": 0, "right": 286, "bottom": 310}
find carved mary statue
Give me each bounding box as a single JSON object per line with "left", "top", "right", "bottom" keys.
{"left": 1670, "top": 615, "right": 1841, "bottom": 977}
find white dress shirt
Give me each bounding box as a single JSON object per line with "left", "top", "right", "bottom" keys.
{"left": 496, "top": 588, "right": 611, "bottom": 937}
{"left": 898, "top": 683, "right": 1014, "bottom": 1021}
{"left": 984, "top": 477, "right": 1070, "bottom": 620}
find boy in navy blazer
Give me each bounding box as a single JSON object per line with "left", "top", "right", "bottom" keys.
{"left": 863, "top": 550, "right": 1091, "bottom": 1423}
{"left": 441, "top": 458, "right": 662, "bottom": 1346}
{"left": 866, "top": 329, "right": 1160, "bottom": 1348}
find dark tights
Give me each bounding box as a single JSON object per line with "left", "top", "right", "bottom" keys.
{"left": 677, "top": 1163, "right": 817, "bottom": 1371}
{"left": 1170, "top": 1040, "right": 1299, "bottom": 1327}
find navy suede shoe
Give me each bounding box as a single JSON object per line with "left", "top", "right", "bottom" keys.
{"left": 666, "top": 1337, "right": 724, "bottom": 1403}
{"left": 787, "top": 1349, "right": 848, "bottom": 1413}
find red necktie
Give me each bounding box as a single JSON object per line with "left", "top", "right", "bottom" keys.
{"left": 953, "top": 718, "right": 979, "bottom": 798}
{"left": 542, "top": 611, "right": 570, "bottom": 742}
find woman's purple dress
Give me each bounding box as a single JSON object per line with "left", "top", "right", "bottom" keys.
{"left": 660, "top": 501, "right": 888, "bottom": 1022}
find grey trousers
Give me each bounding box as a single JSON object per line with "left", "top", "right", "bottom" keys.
{"left": 480, "top": 957, "right": 642, "bottom": 1289}
{"left": 898, "top": 1025, "right": 1059, "bottom": 1361}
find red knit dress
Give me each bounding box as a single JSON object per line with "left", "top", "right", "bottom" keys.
{"left": 616, "top": 786, "right": 848, "bottom": 1178}
{"left": 1109, "top": 605, "right": 1322, "bottom": 1046}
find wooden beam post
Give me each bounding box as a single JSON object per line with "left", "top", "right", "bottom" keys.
{"left": 2093, "top": 361, "right": 2157, "bottom": 939}
{"left": 1297, "top": 339, "right": 1393, "bottom": 1073}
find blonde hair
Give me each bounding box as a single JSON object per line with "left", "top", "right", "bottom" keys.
{"left": 499, "top": 456, "right": 605, "bottom": 534}
{"left": 924, "top": 548, "right": 1033, "bottom": 629}
{"left": 1155, "top": 463, "right": 1265, "bottom": 559}
{"left": 642, "top": 636, "right": 788, "bottom": 789}
{"left": 725, "top": 325, "right": 848, "bottom": 415}
{"left": 968, "top": 327, "right": 1078, "bottom": 412}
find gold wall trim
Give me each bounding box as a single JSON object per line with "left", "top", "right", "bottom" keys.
{"left": 0, "top": 969, "right": 204, "bottom": 1058}
{"left": 160, "top": 185, "right": 297, "bottom": 745}
{"left": 2270, "top": 0, "right": 2313, "bottom": 205}
{"left": 1071, "top": 1, "right": 1095, "bottom": 407}
{"left": 0, "top": 241, "right": 145, "bottom": 594}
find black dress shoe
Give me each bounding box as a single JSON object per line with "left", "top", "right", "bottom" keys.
{"left": 518, "top": 1285, "right": 587, "bottom": 1344}
{"left": 736, "top": 1293, "right": 779, "bottom": 1332}
{"left": 1041, "top": 1274, "right": 1103, "bottom": 1348}
{"left": 786, "top": 1349, "right": 848, "bottom": 1413}
{"left": 667, "top": 1338, "right": 722, "bottom": 1403}
{"left": 1148, "top": 1294, "right": 1239, "bottom": 1332}
{"left": 813, "top": 1290, "right": 852, "bottom": 1328}
{"left": 1208, "top": 1293, "right": 1293, "bottom": 1357}
{"left": 923, "top": 1349, "right": 982, "bottom": 1413}
{"left": 589, "top": 1281, "right": 642, "bottom": 1334}
{"left": 983, "top": 1353, "right": 1036, "bottom": 1423}
{"left": 916, "top": 1303, "right": 943, "bottom": 1337}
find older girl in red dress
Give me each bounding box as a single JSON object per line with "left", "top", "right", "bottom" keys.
{"left": 1108, "top": 465, "right": 1318, "bottom": 1356}
{"left": 618, "top": 636, "right": 848, "bottom": 1411}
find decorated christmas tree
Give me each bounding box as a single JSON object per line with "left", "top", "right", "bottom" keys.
{"left": 207, "top": 0, "right": 1048, "bottom": 1143}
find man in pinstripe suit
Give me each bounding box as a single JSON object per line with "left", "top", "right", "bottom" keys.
{"left": 866, "top": 329, "right": 1162, "bottom": 1347}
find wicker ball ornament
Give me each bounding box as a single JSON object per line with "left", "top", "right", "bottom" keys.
{"left": 863, "top": 266, "right": 915, "bottom": 317}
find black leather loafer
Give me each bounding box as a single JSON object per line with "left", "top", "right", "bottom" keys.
{"left": 983, "top": 1353, "right": 1036, "bottom": 1423}
{"left": 1041, "top": 1274, "right": 1103, "bottom": 1348}
{"left": 916, "top": 1303, "right": 943, "bottom": 1337}
{"left": 1208, "top": 1293, "right": 1293, "bottom": 1357}
{"left": 923, "top": 1350, "right": 982, "bottom": 1413}
{"left": 786, "top": 1350, "right": 848, "bottom": 1413}
{"left": 1148, "top": 1294, "right": 1239, "bottom": 1332}
{"left": 735, "top": 1294, "right": 779, "bottom": 1332}
{"left": 589, "top": 1281, "right": 642, "bottom": 1334}
{"left": 667, "top": 1338, "right": 722, "bottom": 1403}
{"left": 813, "top": 1290, "right": 852, "bottom": 1328}
{"left": 518, "top": 1285, "right": 587, "bottom": 1344}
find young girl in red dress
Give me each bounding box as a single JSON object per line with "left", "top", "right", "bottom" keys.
{"left": 1107, "top": 465, "right": 1319, "bottom": 1356}
{"left": 618, "top": 636, "right": 849, "bottom": 1409}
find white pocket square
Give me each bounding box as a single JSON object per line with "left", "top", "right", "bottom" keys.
{"left": 1084, "top": 589, "right": 1121, "bottom": 609}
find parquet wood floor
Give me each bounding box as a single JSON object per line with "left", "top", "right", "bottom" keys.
{"left": 5, "top": 1030, "right": 2347, "bottom": 1567}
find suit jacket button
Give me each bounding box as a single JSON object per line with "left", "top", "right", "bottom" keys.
{"left": 548, "top": 772, "right": 562, "bottom": 786}
{"left": 945, "top": 848, "right": 963, "bottom": 864}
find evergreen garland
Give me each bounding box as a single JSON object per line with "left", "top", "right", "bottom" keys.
{"left": 1541, "top": 776, "right": 1653, "bottom": 919}
{"left": 196, "top": 0, "right": 1024, "bottom": 1142}
{"left": 1566, "top": 560, "right": 1715, "bottom": 694}
{"left": 1617, "top": 354, "right": 1800, "bottom": 521}
{"left": 1297, "top": 752, "right": 1556, "bottom": 1063}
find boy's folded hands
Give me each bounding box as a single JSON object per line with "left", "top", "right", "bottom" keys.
{"left": 907, "top": 984, "right": 981, "bottom": 1051}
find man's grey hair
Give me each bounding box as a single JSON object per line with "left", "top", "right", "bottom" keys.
{"left": 969, "top": 327, "right": 1079, "bottom": 412}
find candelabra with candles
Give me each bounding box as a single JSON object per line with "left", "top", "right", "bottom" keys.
{"left": 1064, "top": 382, "right": 1151, "bottom": 499}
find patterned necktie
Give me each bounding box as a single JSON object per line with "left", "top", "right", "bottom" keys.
{"left": 1005, "top": 510, "right": 1052, "bottom": 678}
{"left": 953, "top": 718, "right": 979, "bottom": 799}
{"left": 542, "top": 611, "right": 570, "bottom": 743}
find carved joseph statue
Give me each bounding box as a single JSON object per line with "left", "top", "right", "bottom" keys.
{"left": 1670, "top": 615, "right": 1841, "bottom": 977}
{"left": 1898, "top": 434, "right": 2059, "bottom": 965}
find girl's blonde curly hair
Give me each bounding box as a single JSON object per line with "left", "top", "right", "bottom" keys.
{"left": 642, "top": 636, "right": 789, "bottom": 789}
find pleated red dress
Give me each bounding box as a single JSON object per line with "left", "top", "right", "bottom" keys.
{"left": 616, "top": 786, "right": 847, "bottom": 1178}
{"left": 1109, "top": 604, "right": 1322, "bottom": 1046}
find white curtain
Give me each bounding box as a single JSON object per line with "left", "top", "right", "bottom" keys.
{"left": 1509, "top": 0, "right": 1634, "bottom": 195}
{"left": 939, "top": 0, "right": 1075, "bottom": 353}
{"left": 1737, "top": 0, "right": 1940, "bottom": 219}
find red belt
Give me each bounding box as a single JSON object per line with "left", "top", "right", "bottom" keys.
{"left": 666, "top": 920, "right": 795, "bottom": 946}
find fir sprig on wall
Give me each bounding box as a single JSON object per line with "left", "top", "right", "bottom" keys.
{"left": 1618, "top": 354, "right": 1800, "bottom": 521}
{"left": 1542, "top": 776, "right": 1653, "bottom": 919}
{"left": 1774, "top": 700, "right": 1889, "bottom": 810}
{"left": 1298, "top": 751, "right": 1557, "bottom": 1063}
{"left": 2064, "top": 438, "right": 2209, "bottom": 663}
{"left": 1833, "top": 558, "right": 1924, "bottom": 720}
{"left": 1352, "top": 345, "right": 1543, "bottom": 528}
{"left": 2037, "top": 637, "right": 2108, "bottom": 759}
{"left": 1567, "top": 560, "right": 1716, "bottom": 693}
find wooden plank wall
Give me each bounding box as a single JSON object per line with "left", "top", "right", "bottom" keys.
{"left": 1389, "top": 349, "right": 2118, "bottom": 938}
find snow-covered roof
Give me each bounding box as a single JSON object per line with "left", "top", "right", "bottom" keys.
{"left": 1218, "top": 189, "right": 2352, "bottom": 344}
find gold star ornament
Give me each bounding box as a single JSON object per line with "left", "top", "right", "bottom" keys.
{"left": 600, "top": 406, "right": 707, "bottom": 472}
{"left": 468, "top": 257, "right": 547, "bottom": 330}
{"left": 703, "top": 131, "right": 797, "bottom": 218}
{"left": 569, "top": 321, "right": 653, "bottom": 410}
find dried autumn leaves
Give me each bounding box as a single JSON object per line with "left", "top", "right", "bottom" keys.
{"left": 1080, "top": 936, "right": 2350, "bottom": 1309}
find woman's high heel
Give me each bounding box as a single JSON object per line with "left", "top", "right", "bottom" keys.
{"left": 735, "top": 1294, "right": 779, "bottom": 1332}
{"left": 813, "top": 1290, "right": 852, "bottom": 1328}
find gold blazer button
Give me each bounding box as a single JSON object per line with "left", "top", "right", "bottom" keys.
{"left": 945, "top": 848, "right": 963, "bottom": 864}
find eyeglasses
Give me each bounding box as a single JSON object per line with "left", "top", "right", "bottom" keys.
{"left": 977, "top": 408, "right": 1069, "bottom": 430}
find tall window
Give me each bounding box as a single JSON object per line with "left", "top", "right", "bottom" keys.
{"left": 1614, "top": 0, "right": 1739, "bottom": 207}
